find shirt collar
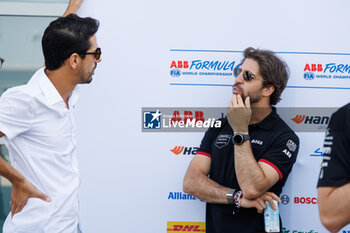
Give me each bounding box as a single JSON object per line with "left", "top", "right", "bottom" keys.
{"left": 34, "top": 67, "right": 79, "bottom": 107}
{"left": 249, "top": 107, "right": 279, "bottom": 130}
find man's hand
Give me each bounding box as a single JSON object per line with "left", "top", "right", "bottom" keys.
{"left": 240, "top": 192, "right": 281, "bottom": 213}
{"left": 227, "top": 94, "right": 251, "bottom": 133}
{"left": 11, "top": 178, "right": 51, "bottom": 217}
{"left": 63, "top": 0, "right": 83, "bottom": 16}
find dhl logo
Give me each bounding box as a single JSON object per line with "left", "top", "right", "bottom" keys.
{"left": 170, "top": 146, "right": 185, "bottom": 155}
{"left": 291, "top": 115, "right": 305, "bottom": 124}
{"left": 167, "top": 221, "right": 205, "bottom": 232}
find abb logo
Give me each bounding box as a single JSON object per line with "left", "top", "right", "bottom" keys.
{"left": 167, "top": 222, "right": 205, "bottom": 232}
{"left": 294, "top": 197, "right": 317, "bottom": 204}
{"left": 291, "top": 115, "right": 305, "bottom": 124}
{"left": 171, "top": 111, "right": 205, "bottom": 124}
{"left": 170, "top": 146, "right": 198, "bottom": 155}
{"left": 171, "top": 61, "right": 189, "bottom": 69}
{"left": 304, "top": 64, "right": 323, "bottom": 72}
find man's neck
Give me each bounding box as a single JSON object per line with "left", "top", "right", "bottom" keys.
{"left": 45, "top": 68, "right": 77, "bottom": 108}
{"left": 249, "top": 103, "right": 272, "bottom": 125}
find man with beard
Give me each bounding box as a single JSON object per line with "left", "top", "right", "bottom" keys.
{"left": 0, "top": 4, "right": 101, "bottom": 232}
{"left": 183, "top": 47, "right": 299, "bottom": 233}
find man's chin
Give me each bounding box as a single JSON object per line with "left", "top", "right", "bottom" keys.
{"left": 79, "top": 77, "right": 93, "bottom": 84}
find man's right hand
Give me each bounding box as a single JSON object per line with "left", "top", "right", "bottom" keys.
{"left": 11, "top": 178, "right": 51, "bottom": 217}
{"left": 63, "top": 0, "right": 83, "bottom": 16}
{"left": 240, "top": 192, "right": 281, "bottom": 213}
{"left": 0, "top": 131, "right": 51, "bottom": 216}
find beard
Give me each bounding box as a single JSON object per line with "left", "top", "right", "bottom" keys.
{"left": 78, "top": 65, "right": 96, "bottom": 84}
{"left": 78, "top": 73, "right": 93, "bottom": 84}
{"left": 233, "top": 84, "right": 263, "bottom": 104}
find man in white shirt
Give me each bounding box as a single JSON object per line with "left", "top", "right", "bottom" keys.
{"left": 0, "top": 4, "right": 101, "bottom": 232}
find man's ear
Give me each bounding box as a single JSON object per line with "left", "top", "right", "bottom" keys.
{"left": 262, "top": 84, "right": 275, "bottom": 97}
{"left": 67, "top": 53, "right": 80, "bottom": 69}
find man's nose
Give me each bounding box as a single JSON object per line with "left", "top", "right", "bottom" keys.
{"left": 234, "top": 72, "right": 244, "bottom": 84}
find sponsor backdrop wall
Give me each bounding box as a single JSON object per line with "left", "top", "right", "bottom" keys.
{"left": 76, "top": 1, "right": 350, "bottom": 232}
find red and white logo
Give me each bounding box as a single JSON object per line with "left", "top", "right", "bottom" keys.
{"left": 170, "top": 146, "right": 198, "bottom": 155}
{"left": 291, "top": 115, "right": 305, "bottom": 124}
{"left": 294, "top": 196, "right": 317, "bottom": 205}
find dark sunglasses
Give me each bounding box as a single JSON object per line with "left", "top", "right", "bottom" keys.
{"left": 233, "top": 67, "right": 264, "bottom": 82}
{"left": 79, "top": 47, "right": 101, "bottom": 60}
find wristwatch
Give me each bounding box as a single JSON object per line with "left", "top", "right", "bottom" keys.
{"left": 232, "top": 133, "right": 250, "bottom": 145}
{"left": 226, "top": 189, "right": 235, "bottom": 204}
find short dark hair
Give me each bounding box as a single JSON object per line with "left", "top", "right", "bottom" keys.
{"left": 42, "top": 14, "right": 99, "bottom": 70}
{"left": 243, "top": 47, "right": 289, "bottom": 105}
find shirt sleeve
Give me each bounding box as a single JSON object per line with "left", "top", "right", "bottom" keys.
{"left": 0, "top": 87, "right": 34, "bottom": 140}
{"left": 196, "top": 119, "right": 225, "bottom": 158}
{"left": 258, "top": 131, "right": 299, "bottom": 180}
{"left": 317, "top": 106, "right": 350, "bottom": 187}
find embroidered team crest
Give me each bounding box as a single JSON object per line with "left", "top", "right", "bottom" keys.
{"left": 215, "top": 134, "right": 231, "bottom": 149}
{"left": 286, "top": 140, "right": 297, "bottom": 152}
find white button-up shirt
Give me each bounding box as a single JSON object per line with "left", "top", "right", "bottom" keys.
{"left": 0, "top": 68, "right": 81, "bottom": 233}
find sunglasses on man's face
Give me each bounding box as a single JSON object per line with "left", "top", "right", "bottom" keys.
{"left": 233, "top": 67, "right": 264, "bottom": 82}
{"left": 79, "top": 47, "right": 102, "bottom": 60}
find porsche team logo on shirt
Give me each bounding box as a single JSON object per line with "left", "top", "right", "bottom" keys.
{"left": 215, "top": 134, "right": 231, "bottom": 149}
{"left": 286, "top": 140, "right": 297, "bottom": 152}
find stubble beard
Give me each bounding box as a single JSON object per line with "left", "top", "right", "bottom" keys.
{"left": 233, "top": 84, "right": 262, "bottom": 104}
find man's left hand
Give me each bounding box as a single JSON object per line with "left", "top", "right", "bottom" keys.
{"left": 240, "top": 192, "right": 281, "bottom": 213}
{"left": 227, "top": 94, "right": 251, "bottom": 133}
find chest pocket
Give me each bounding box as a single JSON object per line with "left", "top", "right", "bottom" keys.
{"left": 215, "top": 134, "right": 232, "bottom": 149}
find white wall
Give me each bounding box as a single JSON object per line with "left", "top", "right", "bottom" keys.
{"left": 76, "top": 0, "right": 350, "bottom": 232}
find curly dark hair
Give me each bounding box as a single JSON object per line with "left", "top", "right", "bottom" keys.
{"left": 243, "top": 47, "right": 289, "bottom": 105}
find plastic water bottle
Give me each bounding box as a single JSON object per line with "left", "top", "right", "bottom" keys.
{"left": 264, "top": 200, "right": 280, "bottom": 232}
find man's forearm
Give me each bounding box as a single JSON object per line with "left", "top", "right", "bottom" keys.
{"left": 0, "top": 156, "right": 24, "bottom": 184}
{"left": 318, "top": 184, "right": 350, "bottom": 233}
{"left": 234, "top": 141, "right": 268, "bottom": 198}
{"left": 183, "top": 171, "right": 230, "bottom": 204}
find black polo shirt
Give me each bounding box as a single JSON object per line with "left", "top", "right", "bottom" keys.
{"left": 317, "top": 102, "right": 350, "bottom": 188}
{"left": 196, "top": 108, "right": 299, "bottom": 233}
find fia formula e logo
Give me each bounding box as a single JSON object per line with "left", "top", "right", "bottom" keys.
{"left": 143, "top": 110, "right": 162, "bottom": 129}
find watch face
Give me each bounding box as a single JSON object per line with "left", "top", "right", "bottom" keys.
{"left": 233, "top": 134, "right": 244, "bottom": 144}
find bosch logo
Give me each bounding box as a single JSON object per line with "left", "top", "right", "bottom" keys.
{"left": 294, "top": 196, "right": 317, "bottom": 205}
{"left": 280, "top": 195, "right": 290, "bottom": 205}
